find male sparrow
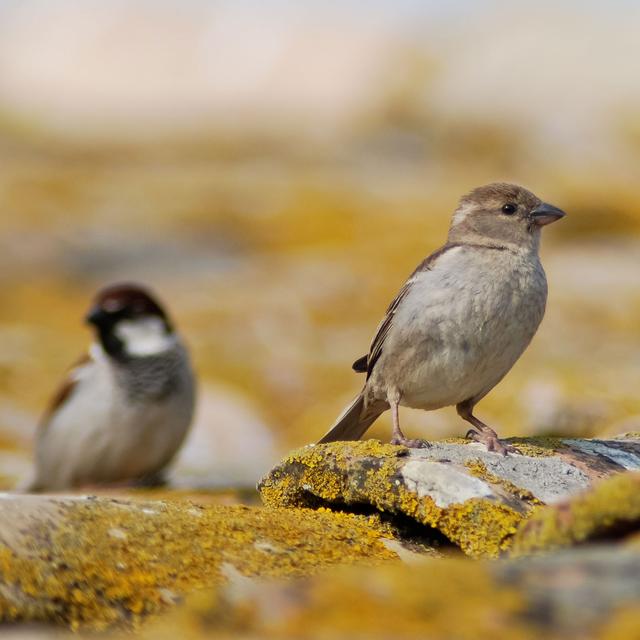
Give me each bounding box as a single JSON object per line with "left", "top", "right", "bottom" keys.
{"left": 25, "top": 283, "right": 195, "bottom": 491}
{"left": 319, "top": 183, "right": 565, "bottom": 455}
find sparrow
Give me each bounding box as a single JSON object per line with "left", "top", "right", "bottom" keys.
{"left": 319, "top": 183, "right": 565, "bottom": 455}
{"left": 24, "top": 283, "right": 195, "bottom": 491}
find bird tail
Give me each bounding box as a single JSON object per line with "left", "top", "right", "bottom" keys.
{"left": 318, "top": 392, "right": 383, "bottom": 443}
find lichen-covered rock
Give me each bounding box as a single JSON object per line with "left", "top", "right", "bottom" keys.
{"left": 259, "top": 437, "right": 640, "bottom": 557}
{"left": 127, "top": 546, "right": 640, "bottom": 640}
{"left": 512, "top": 471, "right": 640, "bottom": 555}
{"left": 0, "top": 494, "right": 398, "bottom": 630}
{"left": 3, "top": 437, "right": 639, "bottom": 634}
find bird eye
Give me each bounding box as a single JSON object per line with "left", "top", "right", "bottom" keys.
{"left": 502, "top": 203, "right": 517, "bottom": 215}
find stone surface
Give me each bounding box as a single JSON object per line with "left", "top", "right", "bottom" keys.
{"left": 404, "top": 439, "right": 592, "bottom": 502}
{"left": 498, "top": 548, "right": 640, "bottom": 630}
{"left": 169, "top": 384, "right": 280, "bottom": 489}
{"left": 2, "top": 437, "right": 640, "bottom": 635}
{"left": 122, "top": 547, "right": 640, "bottom": 640}
{"left": 258, "top": 437, "right": 640, "bottom": 557}
{"left": 0, "top": 494, "right": 398, "bottom": 630}
{"left": 512, "top": 471, "right": 640, "bottom": 555}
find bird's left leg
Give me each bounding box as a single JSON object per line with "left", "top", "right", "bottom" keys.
{"left": 389, "top": 389, "right": 430, "bottom": 448}
{"left": 456, "top": 400, "right": 515, "bottom": 456}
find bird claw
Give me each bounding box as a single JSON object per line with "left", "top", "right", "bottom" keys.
{"left": 465, "top": 429, "right": 516, "bottom": 456}
{"left": 391, "top": 436, "right": 431, "bottom": 449}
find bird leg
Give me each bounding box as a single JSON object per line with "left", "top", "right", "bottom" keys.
{"left": 456, "top": 401, "right": 515, "bottom": 456}
{"left": 389, "top": 390, "right": 430, "bottom": 448}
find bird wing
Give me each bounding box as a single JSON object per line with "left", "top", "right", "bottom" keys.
{"left": 358, "top": 243, "right": 458, "bottom": 379}
{"left": 362, "top": 280, "right": 414, "bottom": 378}
{"left": 38, "top": 352, "right": 92, "bottom": 431}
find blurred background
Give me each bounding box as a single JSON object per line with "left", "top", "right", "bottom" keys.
{"left": 0, "top": 0, "right": 639, "bottom": 489}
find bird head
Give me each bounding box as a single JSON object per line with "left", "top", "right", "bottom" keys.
{"left": 448, "top": 183, "right": 565, "bottom": 250}
{"left": 86, "top": 282, "right": 175, "bottom": 358}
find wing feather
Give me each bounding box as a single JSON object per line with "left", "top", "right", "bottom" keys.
{"left": 38, "top": 352, "right": 92, "bottom": 430}
{"left": 362, "top": 243, "right": 458, "bottom": 379}
{"left": 354, "top": 241, "right": 510, "bottom": 379}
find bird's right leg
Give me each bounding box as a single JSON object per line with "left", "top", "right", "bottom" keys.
{"left": 456, "top": 400, "right": 515, "bottom": 456}
{"left": 388, "top": 389, "right": 430, "bottom": 448}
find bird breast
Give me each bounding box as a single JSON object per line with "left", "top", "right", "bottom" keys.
{"left": 371, "top": 245, "right": 548, "bottom": 409}
{"left": 34, "top": 343, "right": 194, "bottom": 489}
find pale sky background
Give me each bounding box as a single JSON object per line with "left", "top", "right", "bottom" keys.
{"left": 0, "top": 0, "right": 639, "bottom": 167}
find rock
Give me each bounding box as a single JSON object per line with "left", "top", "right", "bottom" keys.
{"left": 0, "top": 452, "right": 31, "bottom": 491}
{"left": 169, "top": 384, "right": 279, "bottom": 489}
{"left": 0, "top": 400, "right": 36, "bottom": 449}
{"left": 258, "top": 437, "right": 640, "bottom": 557}
{"left": 3, "top": 437, "right": 639, "bottom": 634}
{"left": 520, "top": 378, "right": 614, "bottom": 435}
{"left": 512, "top": 471, "right": 640, "bottom": 555}
{"left": 0, "top": 494, "right": 397, "bottom": 630}
{"left": 497, "top": 548, "right": 640, "bottom": 632}
{"left": 0, "top": 626, "right": 55, "bottom": 639}
{"left": 127, "top": 546, "right": 640, "bottom": 640}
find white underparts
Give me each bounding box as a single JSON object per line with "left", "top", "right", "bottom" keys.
{"left": 114, "top": 317, "right": 176, "bottom": 357}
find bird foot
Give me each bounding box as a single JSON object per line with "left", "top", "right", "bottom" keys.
{"left": 390, "top": 436, "right": 431, "bottom": 449}
{"left": 465, "top": 429, "right": 516, "bottom": 456}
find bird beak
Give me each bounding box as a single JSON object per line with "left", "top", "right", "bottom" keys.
{"left": 85, "top": 306, "right": 107, "bottom": 326}
{"left": 530, "top": 202, "right": 566, "bottom": 226}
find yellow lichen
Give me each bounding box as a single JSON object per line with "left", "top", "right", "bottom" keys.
{"left": 0, "top": 498, "right": 397, "bottom": 631}
{"left": 260, "top": 441, "right": 525, "bottom": 558}
{"left": 259, "top": 440, "right": 406, "bottom": 509}
{"left": 505, "top": 437, "right": 564, "bottom": 457}
{"left": 439, "top": 437, "right": 472, "bottom": 445}
{"left": 511, "top": 472, "right": 640, "bottom": 556}
{"left": 130, "top": 557, "right": 537, "bottom": 640}
{"left": 599, "top": 605, "right": 640, "bottom": 640}
{"left": 437, "top": 500, "right": 522, "bottom": 557}
{"left": 465, "top": 460, "right": 542, "bottom": 505}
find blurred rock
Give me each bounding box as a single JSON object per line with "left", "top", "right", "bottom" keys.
{"left": 169, "top": 384, "right": 279, "bottom": 488}
{"left": 132, "top": 547, "right": 640, "bottom": 640}
{"left": 1, "top": 445, "right": 640, "bottom": 636}
{"left": 0, "top": 494, "right": 397, "bottom": 630}
{"left": 497, "top": 548, "right": 640, "bottom": 634}
{"left": 259, "top": 437, "right": 640, "bottom": 557}
{"left": 0, "top": 401, "right": 36, "bottom": 490}
{"left": 0, "top": 451, "right": 32, "bottom": 491}
{"left": 0, "top": 628, "right": 60, "bottom": 640}
{"left": 0, "top": 400, "right": 36, "bottom": 448}
{"left": 512, "top": 471, "right": 640, "bottom": 555}
{"left": 521, "top": 379, "right": 613, "bottom": 436}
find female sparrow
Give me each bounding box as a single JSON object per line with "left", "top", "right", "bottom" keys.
{"left": 319, "top": 183, "right": 565, "bottom": 455}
